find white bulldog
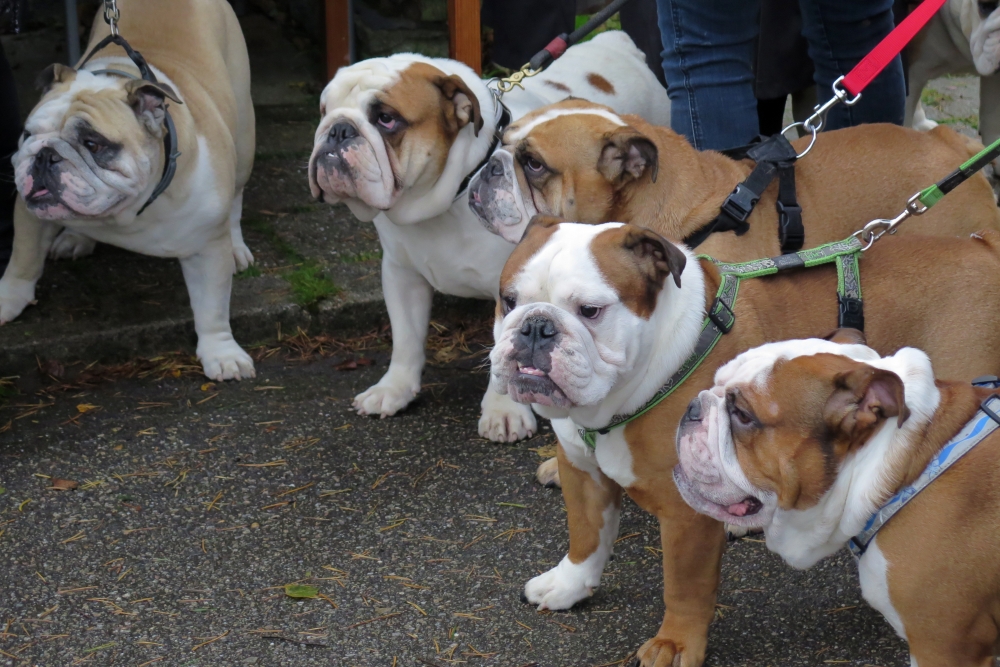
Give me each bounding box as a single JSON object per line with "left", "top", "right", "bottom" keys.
{"left": 307, "top": 31, "right": 670, "bottom": 442}
{"left": 0, "top": 0, "right": 256, "bottom": 381}
{"left": 906, "top": 0, "right": 1000, "bottom": 157}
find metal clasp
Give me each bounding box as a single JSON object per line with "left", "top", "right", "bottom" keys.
{"left": 781, "top": 77, "right": 862, "bottom": 159}
{"left": 496, "top": 64, "right": 542, "bottom": 94}
{"left": 852, "top": 192, "right": 929, "bottom": 250}
{"left": 103, "top": 0, "right": 120, "bottom": 35}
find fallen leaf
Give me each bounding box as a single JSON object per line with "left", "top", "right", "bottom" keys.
{"left": 335, "top": 358, "right": 375, "bottom": 372}
{"left": 76, "top": 404, "right": 100, "bottom": 414}
{"left": 41, "top": 359, "right": 64, "bottom": 378}
{"left": 50, "top": 478, "right": 79, "bottom": 491}
{"left": 284, "top": 584, "right": 319, "bottom": 599}
{"left": 200, "top": 383, "right": 216, "bottom": 392}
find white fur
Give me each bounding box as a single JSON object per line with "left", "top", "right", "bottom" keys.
{"left": 504, "top": 107, "right": 627, "bottom": 144}
{"left": 315, "top": 33, "right": 670, "bottom": 440}
{"left": 857, "top": 538, "right": 908, "bottom": 641}
{"left": 905, "top": 0, "right": 1000, "bottom": 159}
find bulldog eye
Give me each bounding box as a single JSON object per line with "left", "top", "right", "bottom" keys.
{"left": 83, "top": 139, "right": 103, "bottom": 154}
{"left": 579, "top": 305, "right": 602, "bottom": 319}
{"left": 524, "top": 157, "right": 546, "bottom": 174}
{"left": 21, "top": 130, "right": 30, "bottom": 141}
{"left": 502, "top": 296, "right": 517, "bottom": 314}
{"left": 376, "top": 113, "right": 397, "bottom": 130}
{"left": 730, "top": 404, "right": 755, "bottom": 426}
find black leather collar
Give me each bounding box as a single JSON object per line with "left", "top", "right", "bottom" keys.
{"left": 78, "top": 34, "right": 181, "bottom": 215}
{"left": 455, "top": 102, "right": 512, "bottom": 200}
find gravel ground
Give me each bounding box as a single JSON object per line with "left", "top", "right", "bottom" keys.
{"left": 0, "top": 339, "right": 908, "bottom": 667}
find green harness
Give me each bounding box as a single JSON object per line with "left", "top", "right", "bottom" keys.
{"left": 578, "top": 236, "right": 864, "bottom": 449}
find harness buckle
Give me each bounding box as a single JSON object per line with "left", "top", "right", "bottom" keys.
{"left": 838, "top": 296, "right": 865, "bottom": 331}
{"left": 708, "top": 297, "right": 735, "bottom": 334}
{"left": 776, "top": 201, "right": 804, "bottom": 253}
{"left": 719, "top": 183, "right": 758, "bottom": 226}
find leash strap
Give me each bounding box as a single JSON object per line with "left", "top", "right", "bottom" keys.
{"left": 776, "top": 162, "right": 804, "bottom": 253}
{"left": 849, "top": 394, "right": 1000, "bottom": 557}
{"left": 79, "top": 34, "right": 181, "bottom": 215}
{"left": 916, "top": 135, "right": 1000, "bottom": 209}
{"left": 528, "top": 0, "right": 635, "bottom": 72}
{"left": 841, "top": 0, "right": 948, "bottom": 97}
{"left": 836, "top": 252, "right": 864, "bottom": 330}
{"left": 578, "top": 236, "right": 864, "bottom": 449}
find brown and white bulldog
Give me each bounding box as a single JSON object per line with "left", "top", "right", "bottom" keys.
{"left": 0, "top": 0, "right": 256, "bottom": 381}
{"left": 906, "top": 0, "right": 1000, "bottom": 164}
{"left": 490, "top": 217, "right": 1000, "bottom": 666}
{"left": 675, "top": 337, "right": 1000, "bottom": 666}
{"left": 307, "top": 32, "right": 670, "bottom": 441}
{"left": 468, "top": 98, "right": 1000, "bottom": 257}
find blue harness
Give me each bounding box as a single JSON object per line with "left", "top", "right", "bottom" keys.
{"left": 849, "top": 378, "right": 1000, "bottom": 558}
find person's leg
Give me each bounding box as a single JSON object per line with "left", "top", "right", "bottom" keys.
{"left": 0, "top": 40, "right": 19, "bottom": 274}
{"left": 657, "top": 0, "right": 761, "bottom": 150}
{"left": 798, "top": 0, "right": 905, "bottom": 129}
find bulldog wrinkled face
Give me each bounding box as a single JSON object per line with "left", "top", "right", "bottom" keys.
{"left": 13, "top": 65, "right": 178, "bottom": 221}
{"left": 489, "top": 218, "right": 685, "bottom": 414}
{"left": 972, "top": 0, "right": 1000, "bottom": 75}
{"left": 468, "top": 100, "right": 657, "bottom": 243}
{"left": 673, "top": 339, "right": 906, "bottom": 530}
{"left": 309, "top": 58, "right": 483, "bottom": 221}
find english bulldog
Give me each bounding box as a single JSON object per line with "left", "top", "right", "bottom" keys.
{"left": 470, "top": 98, "right": 1000, "bottom": 258}
{"left": 307, "top": 31, "right": 670, "bottom": 441}
{"left": 491, "top": 217, "right": 1000, "bottom": 666}
{"left": 906, "top": 0, "right": 1000, "bottom": 164}
{"left": 0, "top": 0, "right": 256, "bottom": 381}
{"left": 675, "top": 337, "right": 1000, "bottom": 666}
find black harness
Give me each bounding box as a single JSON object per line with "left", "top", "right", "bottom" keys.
{"left": 683, "top": 134, "right": 804, "bottom": 255}
{"left": 455, "top": 102, "right": 512, "bottom": 199}
{"left": 78, "top": 34, "right": 181, "bottom": 215}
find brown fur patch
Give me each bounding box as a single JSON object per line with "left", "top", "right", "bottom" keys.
{"left": 498, "top": 216, "right": 562, "bottom": 300}
{"left": 545, "top": 80, "right": 571, "bottom": 93}
{"left": 586, "top": 72, "right": 615, "bottom": 94}
{"left": 589, "top": 225, "right": 685, "bottom": 319}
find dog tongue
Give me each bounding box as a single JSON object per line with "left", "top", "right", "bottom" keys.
{"left": 726, "top": 497, "right": 762, "bottom": 517}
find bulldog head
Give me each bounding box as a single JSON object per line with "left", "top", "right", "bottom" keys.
{"left": 672, "top": 336, "right": 919, "bottom": 534}
{"left": 468, "top": 99, "right": 657, "bottom": 243}
{"left": 310, "top": 55, "right": 490, "bottom": 223}
{"left": 490, "top": 218, "right": 688, "bottom": 416}
{"left": 966, "top": 0, "right": 1000, "bottom": 75}
{"left": 13, "top": 64, "right": 181, "bottom": 221}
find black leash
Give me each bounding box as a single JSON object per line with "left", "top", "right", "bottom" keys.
{"left": 78, "top": 33, "right": 181, "bottom": 215}
{"left": 683, "top": 134, "right": 804, "bottom": 253}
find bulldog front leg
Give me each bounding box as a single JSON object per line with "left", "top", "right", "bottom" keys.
{"left": 354, "top": 257, "right": 432, "bottom": 417}
{"left": 635, "top": 490, "right": 725, "bottom": 667}
{"left": 0, "top": 199, "right": 59, "bottom": 323}
{"left": 478, "top": 376, "right": 538, "bottom": 442}
{"left": 179, "top": 241, "right": 255, "bottom": 381}
{"left": 524, "top": 436, "right": 621, "bottom": 610}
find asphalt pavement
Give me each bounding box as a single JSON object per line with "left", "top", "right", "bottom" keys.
{"left": 0, "top": 336, "right": 909, "bottom": 667}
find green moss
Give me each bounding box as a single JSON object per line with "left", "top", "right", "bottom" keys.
{"left": 940, "top": 114, "right": 980, "bottom": 131}
{"left": 242, "top": 215, "right": 301, "bottom": 262}
{"left": 920, "top": 88, "right": 953, "bottom": 107}
{"left": 235, "top": 265, "right": 262, "bottom": 279}
{"left": 284, "top": 263, "right": 340, "bottom": 309}
{"left": 340, "top": 249, "right": 383, "bottom": 264}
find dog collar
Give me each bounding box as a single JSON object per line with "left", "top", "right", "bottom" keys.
{"left": 78, "top": 34, "right": 181, "bottom": 216}
{"left": 849, "top": 391, "right": 1000, "bottom": 558}
{"left": 454, "top": 101, "right": 512, "bottom": 200}
{"left": 578, "top": 236, "right": 865, "bottom": 449}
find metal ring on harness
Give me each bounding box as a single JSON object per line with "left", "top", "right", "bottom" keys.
{"left": 780, "top": 76, "right": 862, "bottom": 159}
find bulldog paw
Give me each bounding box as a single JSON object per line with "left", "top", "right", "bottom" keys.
{"left": 49, "top": 230, "right": 96, "bottom": 260}
{"left": 198, "top": 339, "right": 256, "bottom": 381}
{"left": 478, "top": 393, "right": 537, "bottom": 442}
{"left": 353, "top": 382, "right": 418, "bottom": 418}
{"left": 724, "top": 523, "right": 763, "bottom": 541}
{"left": 523, "top": 558, "right": 593, "bottom": 611}
{"left": 536, "top": 457, "right": 561, "bottom": 488}
{"left": 635, "top": 633, "right": 706, "bottom": 667}
{"left": 232, "top": 242, "right": 255, "bottom": 273}
{"left": 0, "top": 279, "right": 36, "bottom": 324}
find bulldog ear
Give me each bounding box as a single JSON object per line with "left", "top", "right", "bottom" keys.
{"left": 598, "top": 127, "right": 659, "bottom": 186}
{"left": 36, "top": 63, "right": 77, "bottom": 92}
{"left": 126, "top": 80, "right": 182, "bottom": 136}
{"left": 822, "top": 328, "right": 867, "bottom": 346}
{"left": 621, "top": 225, "right": 686, "bottom": 289}
{"left": 436, "top": 74, "right": 484, "bottom": 137}
{"left": 826, "top": 365, "right": 910, "bottom": 446}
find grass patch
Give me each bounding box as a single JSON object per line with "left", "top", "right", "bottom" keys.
{"left": 940, "top": 114, "right": 980, "bottom": 130}
{"left": 235, "top": 265, "right": 262, "bottom": 279}
{"left": 341, "top": 249, "right": 383, "bottom": 264}
{"left": 284, "top": 263, "right": 340, "bottom": 309}
{"left": 920, "top": 88, "right": 953, "bottom": 107}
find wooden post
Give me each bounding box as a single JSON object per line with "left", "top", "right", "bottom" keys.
{"left": 448, "top": 0, "right": 481, "bottom": 75}
{"left": 325, "top": 0, "right": 351, "bottom": 81}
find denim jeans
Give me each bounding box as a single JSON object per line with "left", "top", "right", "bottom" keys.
{"left": 657, "top": 0, "right": 905, "bottom": 150}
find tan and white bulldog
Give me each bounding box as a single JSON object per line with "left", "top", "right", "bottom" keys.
{"left": 307, "top": 32, "right": 670, "bottom": 441}
{"left": 675, "top": 337, "right": 1000, "bottom": 666}
{"left": 491, "top": 218, "right": 1000, "bottom": 666}
{"left": 906, "top": 0, "right": 1000, "bottom": 162}
{"left": 469, "top": 98, "right": 1000, "bottom": 255}
{"left": 0, "top": 0, "right": 256, "bottom": 381}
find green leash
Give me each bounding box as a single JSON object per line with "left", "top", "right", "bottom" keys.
{"left": 578, "top": 134, "right": 1000, "bottom": 450}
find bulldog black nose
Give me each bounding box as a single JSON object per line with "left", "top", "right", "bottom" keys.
{"left": 488, "top": 157, "right": 504, "bottom": 178}
{"left": 329, "top": 121, "right": 358, "bottom": 145}
{"left": 684, "top": 398, "right": 703, "bottom": 422}
{"left": 35, "top": 147, "right": 62, "bottom": 167}
{"left": 518, "top": 316, "right": 558, "bottom": 343}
